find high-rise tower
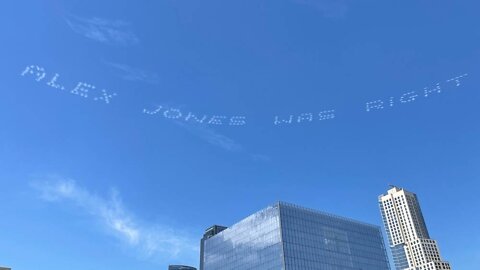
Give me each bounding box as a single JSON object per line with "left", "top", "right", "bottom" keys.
{"left": 379, "top": 186, "right": 451, "bottom": 270}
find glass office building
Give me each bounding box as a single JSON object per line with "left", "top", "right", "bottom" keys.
{"left": 202, "top": 202, "right": 390, "bottom": 270}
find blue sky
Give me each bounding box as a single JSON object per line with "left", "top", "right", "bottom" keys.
{"left": 1, "top": 0, "right": 479, "bottom": 269}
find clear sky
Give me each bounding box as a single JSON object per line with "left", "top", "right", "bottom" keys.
{"left": 1, "top": 0, "right": 479, "bottom": 269}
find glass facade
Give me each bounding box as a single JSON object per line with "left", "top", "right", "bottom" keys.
{"left": 203, "top": 202, "right": 390, "bottom": 270}
{"left": 280, "top": 202, "right": 390, "bottom": 270}
{"left": 200, "top": 225, "right": 228, "bottom": 270}
{"left": 203, "top": 204, "right": 284, "bottom": 270}
{"left": 390, "top": 244, "right": 409, "bottom": 270}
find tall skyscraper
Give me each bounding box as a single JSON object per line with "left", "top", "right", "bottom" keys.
{"left": 168, "top": 265, "right": 196, "bottom": 270}
{"left": 379, "top": 186, "right": 451, "bottom": 270}
{"left": 202, "top": 202, "right": 390, "bottom": 270}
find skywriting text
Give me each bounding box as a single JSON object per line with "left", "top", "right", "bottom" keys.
{"left": 20, "top": 64, "right": 470, "bottom": 127}
{"left": 365, "top": 74, "right": 468, "bottom": 112}
{"left": 143, "top": 105, "right": 247, "bottom": 126}
{"left": 21, "top": 65, "right": 117, "bottom": 104}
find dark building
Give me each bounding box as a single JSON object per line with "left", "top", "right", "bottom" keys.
{"left": 202, "top": 202, "right": 391, "bottom": 270}
{"left": 199, "top": 225, "right": 227, "bottom": 270}
{"left": 168, "top": 265, "right": 196, "bottom": 270}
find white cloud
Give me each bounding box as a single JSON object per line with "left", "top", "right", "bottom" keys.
{"left": 31, "top": 177, "right": 198, "bottom": 264}
{"left": 104, "top": 61, "right": 160, "bottom": 85}
{"left": 174, "top": 121, "right": 244, "bottom": 153}
{"left": 169, "top": 115, "right": 270, "bottom": 161}
{"left": 144, "top": 104, "right": 270, "bottom": 159}
{"left": 65, "top": 15, "right": 140, "bottom": 46}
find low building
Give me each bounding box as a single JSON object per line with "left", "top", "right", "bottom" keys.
{"left": 168, "top": 265, "right": 196, "bottom": 270}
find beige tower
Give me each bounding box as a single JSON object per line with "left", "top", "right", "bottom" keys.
{"left": 379, "top": 186, "right": 451, "bottom": 270}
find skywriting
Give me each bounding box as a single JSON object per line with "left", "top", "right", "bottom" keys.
{"left": 19, "top": 64, "right": 469, "bottom": 127}
{"left": 1, "top": 1, "right": 478, "bottom": 270}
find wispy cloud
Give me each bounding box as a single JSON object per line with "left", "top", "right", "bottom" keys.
{"left": 31, "top": 177, "right": 198, "bottom": 264}
{"left": 174, "top": 121, "right": 271, "bottom": 162}
{"left": 293, "top": 0, "right": 348, "bottom": 19}
{"left": 143, "top": 104, "right": 270, "bottom": 160}
{"left": 104, "top": 61, "right": 160, "bottom": 85}
{"left": 174, "top": 121, "right": 244, "bottom": 153}
{"left": 65, "top": 15, "right": 140, "bottom": 46}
